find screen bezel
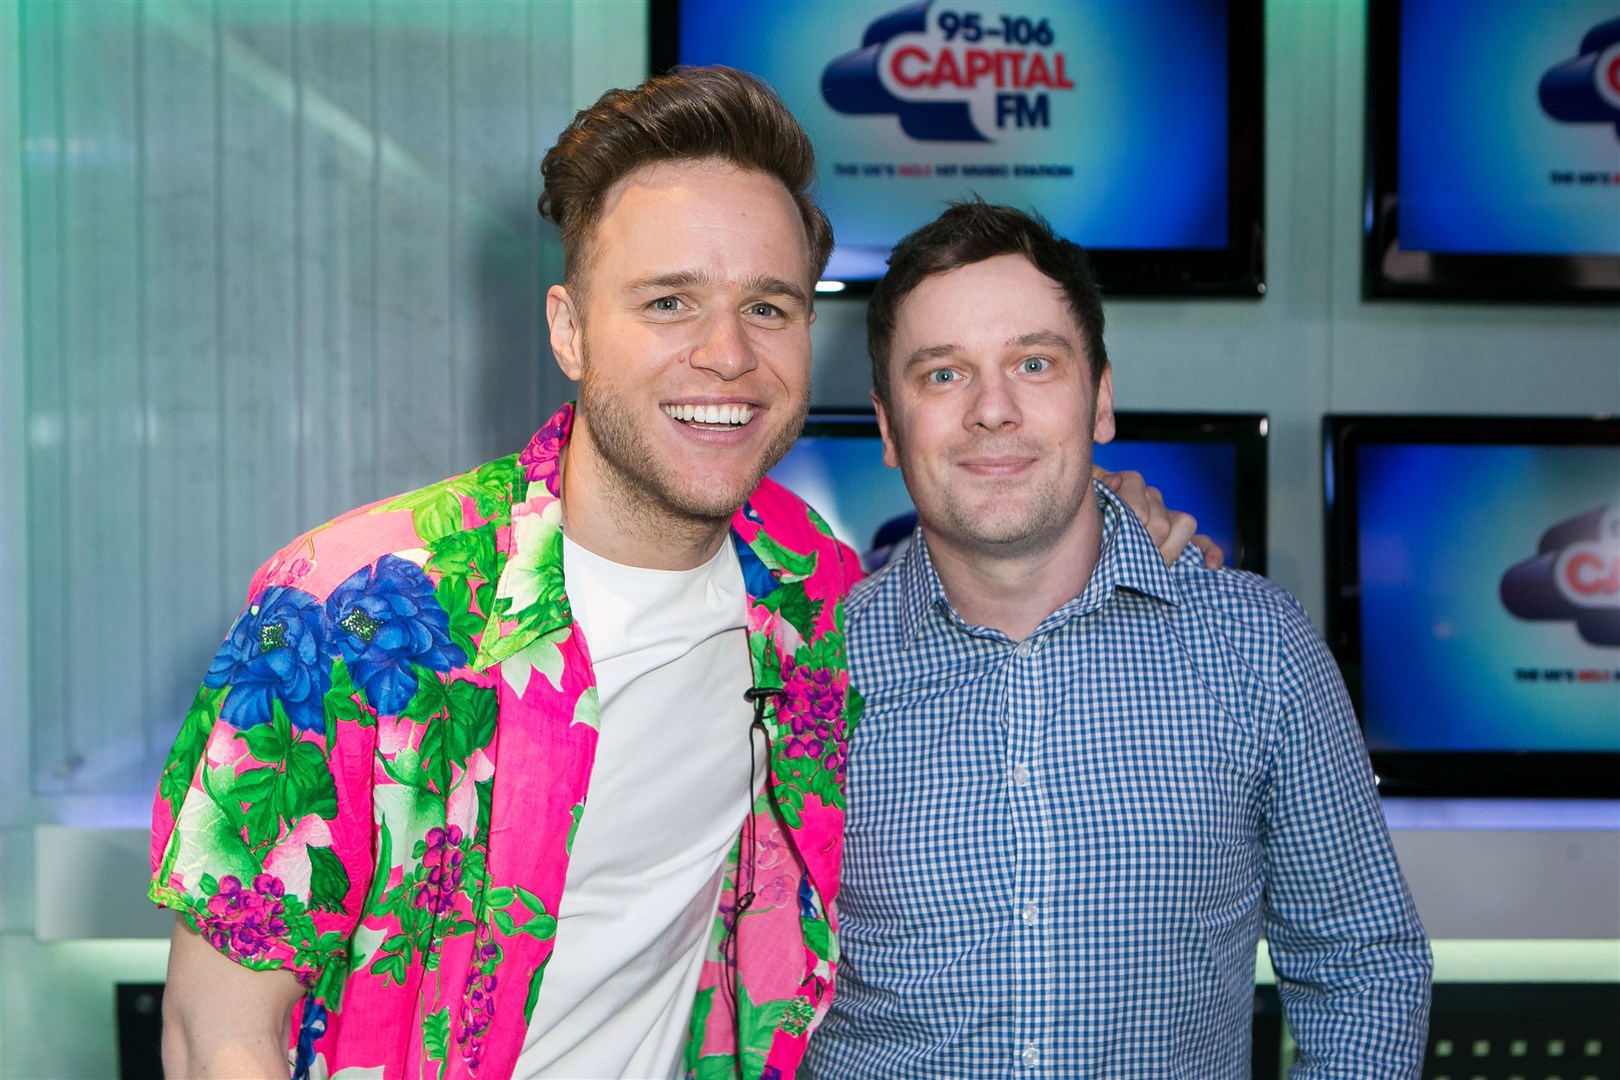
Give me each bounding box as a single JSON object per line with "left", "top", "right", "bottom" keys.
{"left": 1361, "top": 0, "right": 1620, "bottom": 303}
{"left": 649, "top": 0, "right": 1267, "bottom": 298}
{"left": 792, "top": 407, "right": 1269, "bottom": 574}
{"left": 1323, "top": 414, "right": 1620, "bottom": 797}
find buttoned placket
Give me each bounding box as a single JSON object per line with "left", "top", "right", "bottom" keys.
{"left": 1006, "top": 630, "right": 1051, "bottom": 1072}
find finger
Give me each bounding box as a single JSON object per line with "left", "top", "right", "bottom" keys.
{"left": 1192, "top": 533, "right": 1226, "bottom": 569}
{"left": 1163, "top": 510, "right": 1198, "bottom": 558}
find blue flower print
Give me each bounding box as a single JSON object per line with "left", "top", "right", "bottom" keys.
{"left": 205, "top": 586, "right": 332, "bottom": 732}
{"left": 327, "top": 555, "right": 467, "bottom": 716}
{"left": 293, "top": 1000, "right": 327, "bottom": 1080}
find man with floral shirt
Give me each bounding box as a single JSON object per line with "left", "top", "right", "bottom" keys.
{"left": 152, "top": 68, "right": 1198, "bottom": 1080}
{"left": 153, "top": 67, "right": 861, "bottom": 1080}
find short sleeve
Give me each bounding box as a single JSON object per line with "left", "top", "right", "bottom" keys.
{"left": 149, "top": 578, "right": 379, "bottom": 987}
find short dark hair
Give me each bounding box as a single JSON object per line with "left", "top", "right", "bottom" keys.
{"left": 867, "top": 199, "right": 1108, "bottom": 409}
{"left": 538, "top": 65, "right": 834, "bottom": 294}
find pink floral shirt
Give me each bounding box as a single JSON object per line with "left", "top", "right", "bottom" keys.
{"left": 150, "top": 403, "right": 863, "bottom": 1079}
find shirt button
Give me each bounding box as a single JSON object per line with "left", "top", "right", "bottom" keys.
{"left": 1011, "top": 764, "right": 1031, "bottom": 787}
{"left": 1015, "top": 639, "right": 1033, "bottom": 657}
{"left": 1020, "top": 901, "right": 1039, "bottom": 925}
{"left": 1021, "top": 1042, "right": 1040, "bottom": 1067}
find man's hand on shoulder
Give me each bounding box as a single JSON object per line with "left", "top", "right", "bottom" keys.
{"left": 1093, "top": 466, "right": 1225, "bottom": 569}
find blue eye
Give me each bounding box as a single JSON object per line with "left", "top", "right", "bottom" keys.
{"left": 749, "top": 302, "right": 782, "bottom": 317}
{"left": 927, "top": 369, "right": 958, "bottom": 384}
{"left": 651, "top": 296, "right": 682, "bottom": 312}
{"left": 1020, "top": 356, "right": 1050, "bottom": 373}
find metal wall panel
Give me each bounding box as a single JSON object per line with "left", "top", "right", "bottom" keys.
{"left": 20, "top": 0, "right": 576, "bottom": 797}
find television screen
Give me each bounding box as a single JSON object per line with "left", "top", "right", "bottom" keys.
{"left": 1324, "top": 415, "right": 1620, "bottom": 797}
{"left": 769, "top": 409, "right": 1267, "bottom": 574}
{"left": 650, "top": 0, "right": 1264, "bottom": 296}
{"left": 1363, "top": 0, "right": 1620, "bottom": 300}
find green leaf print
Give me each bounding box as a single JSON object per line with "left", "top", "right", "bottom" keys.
{"left": 324, "top": 659, "right": 367, "bottom": 728}
{"left": 762, "top": 586, "right": 822, "bottom": 640}
{"left": 567, "top": 802, "right": 585, "bottom": 855}
{"left": 525, "top": 963, "right": 547, "bottom": 1025}
{"left": 684, "top": 987, "right": 715, "bottom": 1074}
{"left": 445, "top": 680, "right": 497, "bottom": 762}
{"left": 306, "top": 845, "right": 351, "bottom": 915}
{"left": 801, "top": 915, "right": 832, "bottom": 961}
{"left": 423, "top": 1007, "right": 451, "bottom": 1062}
{"left": 378, "top": 483, "right": 466, "bottom": 544}
{"left": 736, "top": 984, "right": 793, "bottom": 1077}
{"left": 434, "top": 573, "right": 478, "bottom": 659}
{"left": 403, "top": 667, "right": 452, "bottom": 724}
{"left": 748, "top": 532, "right": 819, "bottom": 583}
{"left": 160, "top": 685, "right": 227, "bottom": 818}
{"left": 286, "top": 740, "right": 339, "bottom": 820}
{"left": 241, "top": 709, "right": 294, "bottom": 764}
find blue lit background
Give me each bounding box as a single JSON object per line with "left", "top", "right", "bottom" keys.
{"left": 676, "top": 0, "right": 1230, "bottom": 280}
{"left": 769, "top": 433, "right": 1239, "bottom": 572}
{"left": 1399, "top": 0, "right": 1620, "bottom": 256}
{"left": 1356, "top": 443, "right": 1620, "bottom": 752}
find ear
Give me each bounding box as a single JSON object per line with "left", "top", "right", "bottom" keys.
{"left": 872, "top": 390, "right": 901, "bottom": 470}
{"left": 1092, "top": 363, "right": 1115, "bottom": 445}
{"left": 546, "top": 284, "right": 584, "bottom": 382}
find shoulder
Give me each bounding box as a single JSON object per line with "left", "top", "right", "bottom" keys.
{"left": 1169, "top": 559, "right": 1341, "bottom": 697}
{"left": 744, "top": 475, "right": 863, "bottom": 589}
{"left": 243, "top": 451, "right": 524, "bottom": 606}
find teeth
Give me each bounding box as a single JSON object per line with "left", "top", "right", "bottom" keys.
{"left": 662, "top": 403, "right": 755, "bottom": 426}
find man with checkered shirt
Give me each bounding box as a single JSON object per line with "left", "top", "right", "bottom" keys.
{"left": 804, "top": 201, "right": 1432, "bottom": 1078}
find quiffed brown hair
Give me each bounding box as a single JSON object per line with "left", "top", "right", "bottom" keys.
{"left": 539, "top": 66, "right": 834, "bottom": 292}
{"left": 868, "top": 198, "right": 1109, "bottom": 410}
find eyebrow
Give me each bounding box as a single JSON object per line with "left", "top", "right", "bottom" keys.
{"left": 899, "top": 329, "right": 1077, "bottom": 373}
{"left": 623, "top": 270, "right": 811, "bottom": 310}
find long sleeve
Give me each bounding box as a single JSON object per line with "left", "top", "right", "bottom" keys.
{"left": 1260, "top": 596, "right": 1433, "bottom": 1077}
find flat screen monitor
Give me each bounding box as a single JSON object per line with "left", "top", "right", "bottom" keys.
{"left": 768, "top": 409, "right": 1268, "bottom": 574}
{"left": 1363, "top": 0, "right": 1620, "bottom": 301}
{"left": 650, "top": 0, "right": 1265, "bottom": 297}
{"left": 1324, "top": 415, "right": 1620, "bottom": 797}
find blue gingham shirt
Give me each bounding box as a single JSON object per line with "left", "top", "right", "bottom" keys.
{"left": 805, "top": 483, "right": 1431, "bottom": 1079}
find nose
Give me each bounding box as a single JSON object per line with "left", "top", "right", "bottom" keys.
{"left": 688, "top": 312, "right": 759, "bottom": 381}
{"left": 964, "top": 370, "right": 1020, "bottom": 431}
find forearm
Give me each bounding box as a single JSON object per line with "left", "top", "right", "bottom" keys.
{"left": 161, "top": 1017, "right": 294, "bottom": 1079}
{"left": 162, "top": 917, "right": 301, "bottom": 1078}
{"left": 1276, "top": 937, "right": 1432, "bottom": 1077}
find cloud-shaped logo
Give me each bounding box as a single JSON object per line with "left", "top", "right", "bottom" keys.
{"left": 1540, "top": 15, "right": 1620, "bottom": 137}
{"left": 822, "top": 1, "right": 990, "bottom": 142}
{"left": 1501, "top": 503, "right": 1620, "bottom": 647}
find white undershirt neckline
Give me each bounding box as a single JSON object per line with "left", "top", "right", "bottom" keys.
{"left": 515, "top": 534, "right": 759, "bottom": 1079}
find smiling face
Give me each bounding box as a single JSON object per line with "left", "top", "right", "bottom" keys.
{"left": 547, "top": 158, "right": 815, "bottom": 559}
{"left": 877, "top": 253, "right": 1114, "bottom": 564}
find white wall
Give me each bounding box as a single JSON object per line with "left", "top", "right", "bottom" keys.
{"left": 2, "top": 1, "right": 1616, "bottom": 1075}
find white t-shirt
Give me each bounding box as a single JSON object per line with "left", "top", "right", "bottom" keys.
{"left": 515, "top": 535, "right": 761, "bottom": 1079}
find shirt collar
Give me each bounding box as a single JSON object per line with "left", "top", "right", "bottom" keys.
{"left": 889, "top": 479, "right": 1181, "bottom": 648}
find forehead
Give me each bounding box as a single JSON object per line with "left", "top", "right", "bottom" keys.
{"left": 587, "top": 158, "right": 814, "bottom": 287}
{"left": 891, "top": 254, "right": 1078, "bottom": 353}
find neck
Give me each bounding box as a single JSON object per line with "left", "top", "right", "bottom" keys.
{"left": 557, "top": 434, "right": 731, "bottom": 571}
{"left": 924, "top": 490, "right": 1105, "bottom": 641}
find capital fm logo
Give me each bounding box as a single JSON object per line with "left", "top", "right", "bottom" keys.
{"left": 1540, "top": 15, "right": 1620, "bottom": 137}
{"left": 822, "top": 1, "right": 1075, "bottom": 142}
{"left": 1501, "top": 503, "right": 1620, "bottom": 647}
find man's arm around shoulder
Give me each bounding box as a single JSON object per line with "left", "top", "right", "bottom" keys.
{"left": 163, "top": 916, "right": 304, "bottom": 1078}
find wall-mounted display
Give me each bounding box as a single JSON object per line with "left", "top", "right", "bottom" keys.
{"left": 1324, "top": 414, "right": 1620, "bottom": 797}
{"left": 1364, "top": 0, "right": 1620, "bottom": 301}
{"left": 651, "top": 0, "right": 1265, "bottom": 296}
